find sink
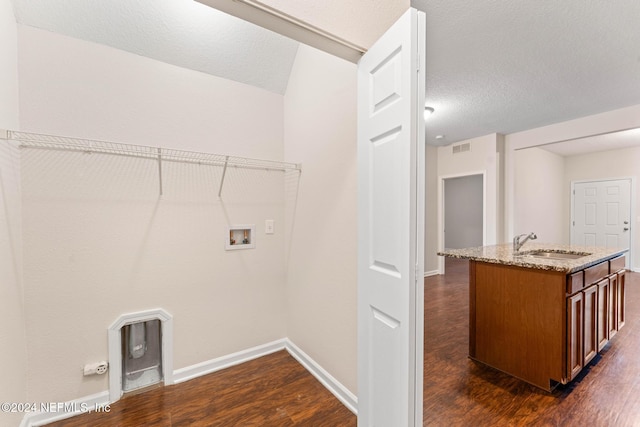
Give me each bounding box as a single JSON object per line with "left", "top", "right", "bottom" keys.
{"left": 519, "top": 250, "right": 591, "bottom": 260}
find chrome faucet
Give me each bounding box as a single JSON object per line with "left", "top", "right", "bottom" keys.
{"left": 513, "top": 232, "right": 537, "bottom": 252}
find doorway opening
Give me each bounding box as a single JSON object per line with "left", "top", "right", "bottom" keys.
{"left": 438, "top": 173, "right": 485, "bottom": 274}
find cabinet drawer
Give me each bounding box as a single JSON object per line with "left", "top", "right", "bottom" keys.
{"left": 610, "top": 255, "right": 625, "bottom": 273}
{"left": 584, "top": 261, "right": 609, "bottom": 286}
{"left": 567, "top": 271, "right": 584, "bottom": 294}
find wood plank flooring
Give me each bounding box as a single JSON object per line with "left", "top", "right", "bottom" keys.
{"left": 46, "top": 351, "right": 356, "bottom": 426}
{"left": 424, "top": 258, "right": 640, "bottom": 427}
{"left": 47, "top": 258, "right": 640, "bottom": 426}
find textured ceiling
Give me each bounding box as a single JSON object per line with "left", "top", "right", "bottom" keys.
{"left": 10, "top": 0, "right": 640, "bottom": 146}
{"left": 11, "top": 0, "right": 299, "bottom": 94}
{"left": 413, "top": 0, "right": 640, "bottom": 145}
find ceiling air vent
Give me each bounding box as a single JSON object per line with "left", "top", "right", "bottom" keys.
{"left": 452, "top": 143, "right": 471, "bottom": 154}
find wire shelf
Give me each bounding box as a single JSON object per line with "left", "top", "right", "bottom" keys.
{"left": 6, "top": 130, "right": 301, "bottom": 172}
{"left": 3, "top": 130, "right": 301, "bottom": 197}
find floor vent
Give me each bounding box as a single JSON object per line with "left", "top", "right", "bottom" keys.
{"left": 452, "top": 143, "right": 471, "bottom": 154}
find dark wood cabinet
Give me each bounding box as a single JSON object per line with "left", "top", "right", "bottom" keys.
{"left": 608, "top": 273, "right": 618, "bottom": 340}
{"left": 583, "top": 284, "right": 598, "bottom": 365}
{"left": 469, "top": 254, "right": 626, "bottom": 391}
{"left": 597, "top": 278, "right": 610, "bottom": 351}
{"left": 567, "top": 292, "right": 583, "bottom": 381}
{"left": 564, "top": 257, "right": 626, "bottom": 382}
{"left": 618, "top": 270, "right": 626, "bottom": 329}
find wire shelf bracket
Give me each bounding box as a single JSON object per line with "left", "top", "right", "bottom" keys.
{"left": 218, "top": 156, "right": 229, "bottom": 198}
{"left": 1, "top": 130, "right": 301, "bottom": 197}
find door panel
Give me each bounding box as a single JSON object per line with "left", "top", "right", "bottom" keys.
{"left": 597, "top": 279, "right": 609, "bottom": 351}
{"left": 583, "top": 285, "right": 598, "bottom": 365}
{"left": 567, "top": 292, "right": 583, "bottom": 380}
{"left": 573, "top": 180, "right": 631, "bottom": 267}
{"left": 357, "top": 8, "right": 425, "bottom": 427}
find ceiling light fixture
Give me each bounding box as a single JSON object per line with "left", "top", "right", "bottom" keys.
{"left": 424, "top": 106, "right": 434, "bottom": 120}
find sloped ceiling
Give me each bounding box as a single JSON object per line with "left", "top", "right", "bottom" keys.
{"left": 10, "top": 0, "right": 640, "bottom": 146}
{"left": 11, "top": 0, "right": 299, "bottom": 94}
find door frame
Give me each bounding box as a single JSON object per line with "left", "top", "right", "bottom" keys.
{"left": 194, "top": 3, "right": 425, "bottom": 424}
{"left": 437, "top": 171, "right": 486, "bottom": 274}
{"left": 570, "top": 177, "right": 635, "bottom": 270}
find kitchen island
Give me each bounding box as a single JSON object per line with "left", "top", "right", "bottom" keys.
{"left": 439, "top": 243, "right": 627, "bottom": 391}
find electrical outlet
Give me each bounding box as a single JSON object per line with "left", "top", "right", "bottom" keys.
{"left": 84, "top": 361, "right": 109, "bottom": 376}
{"left": 95, "top": 361, "right": 108, "bottom": 375}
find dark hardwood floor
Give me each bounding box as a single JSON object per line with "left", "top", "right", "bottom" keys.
{"left": 424, "top": 258, "right": 640, "bottom": 427}
{"left": 46, "top": 350, "right": 356, "bottom": 426}
{"left": 46, "top": 258, "right": 640, "bottom": 426}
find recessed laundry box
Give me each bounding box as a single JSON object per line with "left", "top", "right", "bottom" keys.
{"left": 122, "top": 319, "right": 162, "bottom": 392}
{"left": 108, "top": 309, "right": 174, "bottom": 402}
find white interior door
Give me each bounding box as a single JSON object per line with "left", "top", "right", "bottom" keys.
{"left": 572, "top": 179, "right": 631, "bottom": 259}
{"left": 357, "top": 8, "right": 425, "bottom": 427}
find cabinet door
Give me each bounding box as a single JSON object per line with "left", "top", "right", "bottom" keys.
{"left": 583, "top": 285, "right": 598, "bottom": 365}
{"left": 597, "top": 278, "right": 609, "bottom": 351}
{"left": 618, "top": 270, "right": 626, "bottom": 330}
{"left": 609, "top": 273, "right": 618, "bottom": 339}
{"left": 567, "top": 292, "right": 583, "bottom": 380}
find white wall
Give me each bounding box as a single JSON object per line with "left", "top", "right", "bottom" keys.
{"left": 0, "top": 1, "right": 26, "bottom": 426}
{"left": 504, "top": 104, "right": 640, "bottom": 241}
{"left": 283, "top": 44, "right": 357, "bottom": 393}
{"left": 18, "top": 26, "right": 287, "bottom": 403}
{"left": 564, "top": 146, "right": 640, "bottom": 270}
{"left": 0, "top": 0, "right": 18, "bottom": 128}
{"left": 437, "top": 134, "right": 502, "bottom": 251}
{"left": 424, "top": 144, "right": 438, "bottom": 274}
{"left": 514, "top": 147, "right": 565, "bottom": 243}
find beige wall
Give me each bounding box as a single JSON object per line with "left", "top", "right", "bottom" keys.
{"left": 0, "top": 1, "right": 26, "bottom": 426}
{"left": 424, "top": 144, "right": 438, "bottom": 273}
{"left": 0, "top": 0, "right": 18, "bottom": 127}
{"left": 437, "top": 134, "right": 502, "bottom": 253}
{"left": 564, "top": 147, "right": 640, "bottom": 270}
{"left": 18, "top": 26, "right": 287, "bottom": 403}
{"left": 283, "top": 44, "right": 358, "bottom": 393}
{"left": 504, "top": 104, "right": 640, "bottom": 242}
{"left": 198, "top": 0, "right": 408, "bottom": 52}
{"left": 514, "top": 147, "right": 565, "bottom": 244}
{"left": 512, "top": 144, "right": 640, "bottom": 271}
{"left": 255, "top": 0, "right": 408, "bottom": 48}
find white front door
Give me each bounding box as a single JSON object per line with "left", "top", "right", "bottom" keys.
{"left": 357, "top": 8, "right": 425, "bottom": 427}
{"left": 572, "top": 179, "right": 631, "bottom": 262}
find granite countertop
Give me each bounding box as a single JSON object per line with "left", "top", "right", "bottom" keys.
{"left": 438, "top": 242, "right": 627, "bottom": 273}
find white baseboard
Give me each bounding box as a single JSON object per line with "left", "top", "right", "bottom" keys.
{"left": 21, "top": 391, "right": 110, "bottom": 427}
{"left": 285, "top": 340, "right": 358, "bottom": 415}
{"left": 424, "top": 269, "right": 439, "bottom": 277}
{"left": 173, "top": 338, "right": 287, "bottom": 384}
{"left": 22, "top": 338, "right": 357, "bottom": 426}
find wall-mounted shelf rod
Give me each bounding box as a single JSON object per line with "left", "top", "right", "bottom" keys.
{"left": 1, "top": 130, "right": 301, "bottom": 196}
{"left": 157, "top": 147, "right": 163, "bottom": 196}
{"left": 218, "top": 156, "right": 229, "bottom": 198}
